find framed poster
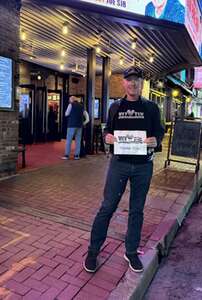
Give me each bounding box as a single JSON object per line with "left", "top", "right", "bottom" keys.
{"left": 0, "top": 56, "right": 13, "bottom": 110}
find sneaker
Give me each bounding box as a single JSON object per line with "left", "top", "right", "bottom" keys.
{"left": 74, "top": 155, "right": 80, "bottom": 160}
{"left": 61, "top": 155, "right": 69, "bottom": 160}
{"left": 83, "top": 252, "right": 98, "bottom": 273}
{"left": 124, "top": 253, "right": 144, "bottom": 272}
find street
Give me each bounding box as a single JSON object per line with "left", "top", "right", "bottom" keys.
{"left": 144, "top": 201, "right": 202, "bottom": 300}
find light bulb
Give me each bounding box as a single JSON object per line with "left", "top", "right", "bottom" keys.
{"left": 96, "top": 46, "right": 101, "bottom": 54}
{"left": 61, "top": 49, "right": 66, "bottom": 57}
{"left": 149, "top": 55, "right": 154, "bottom": 63}
{"left": 60, "top": 63, "right": 64, "bottom": 70}
{"left": 62, "top": 23, "right": 68, "bottom": 35}
{"left": 21, "top": 30, "right": 26, "bottom": 41}
{"left": 172, "top": 90, "right": 179, "bottom": 97}
{"left": 131, "top": 40, "right": 137, "bottom": 50}
{"left": 119, "top": 57, "right": 124, "bottom": 65}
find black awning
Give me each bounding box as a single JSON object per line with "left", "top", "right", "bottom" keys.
{"left": 167, "top": 75, "right": 193, "bottom": 96}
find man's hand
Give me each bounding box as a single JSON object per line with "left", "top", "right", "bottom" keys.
{"left": 144, "top": 137, "right": 157, "bottom": 148}
{"left": 105, "top": 133, "right": 117, "bottom": 144}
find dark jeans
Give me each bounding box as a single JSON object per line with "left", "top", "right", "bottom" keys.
{"left": 88, "top": 156, "right": 153, "bottom": 255}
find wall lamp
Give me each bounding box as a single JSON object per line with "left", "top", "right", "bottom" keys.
{"left": 172, "top": 89, "right": 179, "bottom": 97}
{"left": 37, "top": 74, "right": 42, "bottom": 80}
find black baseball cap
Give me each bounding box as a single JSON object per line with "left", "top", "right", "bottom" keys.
{"left": 123, "top": 66, "right": 144, "bottom": 79}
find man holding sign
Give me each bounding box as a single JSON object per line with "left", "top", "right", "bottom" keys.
{"left": 84, "top": 66, "right": 164, "bottom": 273}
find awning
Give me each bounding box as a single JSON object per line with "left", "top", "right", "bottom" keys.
{"left": 167, "top": 75, "right": 193, "bottom": 96}
{"left": 20, "top": 0, "right": 202, "bottom": 77}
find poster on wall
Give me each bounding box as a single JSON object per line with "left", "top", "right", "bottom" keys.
{"left": 0, "top": 56, "right": 13, "bottom": 109}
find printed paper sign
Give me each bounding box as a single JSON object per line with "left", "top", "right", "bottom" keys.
{"left": 114, "top": 130, "right": 147, "bottom": 155}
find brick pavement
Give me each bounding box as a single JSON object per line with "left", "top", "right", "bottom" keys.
{"left": 0, "top": 137, "right": 200, "bottom": 299}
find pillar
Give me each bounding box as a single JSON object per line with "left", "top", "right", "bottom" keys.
{"left": 85, "top": 48, "right": 96, "bottom": 154}
{"left": 101, "top": 56, "right": 110, "bottom": 123}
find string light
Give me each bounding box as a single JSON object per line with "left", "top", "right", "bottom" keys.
{"left": 37, "top": 74, "right": 42, "bottom": 80}
{"left": 62, "top": 22, "right": 68, "bottom": 35}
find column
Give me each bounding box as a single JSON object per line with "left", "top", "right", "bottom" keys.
{"left": 85, "top": 48, "right": 96, "bottom": 154}
{"left": 101, "top": 56, "right": 110, "bottom": 123}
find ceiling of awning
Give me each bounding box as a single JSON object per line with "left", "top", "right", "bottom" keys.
{"left": 20, "top": 0, "right": 202, "bottom": 78}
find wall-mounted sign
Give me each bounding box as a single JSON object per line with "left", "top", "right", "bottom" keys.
{"left": 185, "top": 0, "right": 202, "bottom": 56}
{"left": 0, "top": 56, "right": 13, "bottom": 109}
{"left": 80, "top": 0, "right": 202, "bottom": 57}
{"left": 194, "top": 67, "right": 202, "bottom": 89}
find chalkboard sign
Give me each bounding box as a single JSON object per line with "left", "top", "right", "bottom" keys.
{"left": 0, "top": 56, "right": 13, "bottom": 109}
{"left": 171, "top": 120, "right": 201, "bottom": 158}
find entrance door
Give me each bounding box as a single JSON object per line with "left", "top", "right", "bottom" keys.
{"left": 34, "top": 87, "right": 47, "bottom": 142}
{"left": 47, "top": 90, "right": 62, "bottom": 141}
{"left": 19, "top": 84, "right": 35, "bottom": 144}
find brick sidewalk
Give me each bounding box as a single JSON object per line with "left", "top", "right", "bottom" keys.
{"left": 0, "top": 139, "right": 200, "bottom": 299}
{"left": 0, "top": 207, "right": 125, "bottom": 299}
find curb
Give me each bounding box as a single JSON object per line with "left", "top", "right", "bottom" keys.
{"left": 109, "top": 171, "right": 202, "bottom": 300}
{"left": 108, "top": 249, "right": 158, "bottom": 300}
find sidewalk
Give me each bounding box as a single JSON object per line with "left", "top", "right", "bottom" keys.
{"left": 0, "top": 141, "right": 201, "bottom": 299}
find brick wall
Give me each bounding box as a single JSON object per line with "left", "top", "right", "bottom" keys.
{"left": 69, "top": 74, "right": 125, "bottom": 99}
{"left": 0, "top": 0, "right": 21, "bottom": 177}
{"left": 70, "top": 74, "right": 149, "bottom": 100}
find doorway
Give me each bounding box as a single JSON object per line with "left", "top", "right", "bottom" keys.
{"left": 47, "top": 90, "right": 62, "bottom": 141}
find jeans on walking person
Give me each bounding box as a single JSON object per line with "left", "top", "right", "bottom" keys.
{"left": 88, "top": 157, "right": 153, "bottom": 256}
{"left": 65, "top": 127, "right": 82, "bottom": 158}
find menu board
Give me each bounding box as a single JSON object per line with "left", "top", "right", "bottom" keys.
{"left": 0, "top": 56, "right": 13, "bottom": 109}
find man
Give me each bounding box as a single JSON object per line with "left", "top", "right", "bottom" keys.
{"left": 145, "top": 0, "right": 185, "bottom": 24}
{"left": 62, "top": 96, "right": 89, "bottom": 160}
{"left": 84, "top": 66, "right": 164, "bottom": 273}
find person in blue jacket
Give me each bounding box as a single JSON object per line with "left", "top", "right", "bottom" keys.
{"left": 62, "top": 96, "right": 89, "bottom": 160}
{"left": 145, "top": 0, "right": 185, "bottom": 24}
